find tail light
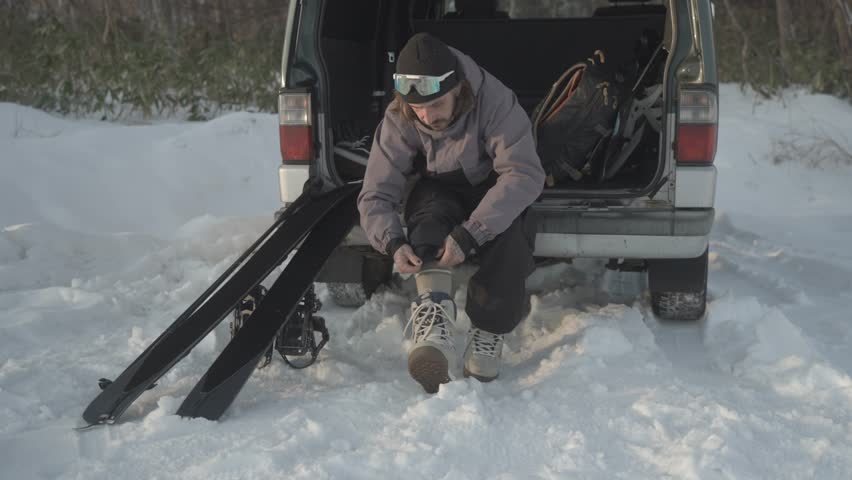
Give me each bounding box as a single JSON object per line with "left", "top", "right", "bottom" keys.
{"left": 279, "top": 92, "right": 313, "bottom": 164}
{"left": 676, "top": 89, "right": 718, "bottom": 164}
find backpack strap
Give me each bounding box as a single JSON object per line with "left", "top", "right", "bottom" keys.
{"left": 531, "top": 62, "right": 586, "bottom": 142}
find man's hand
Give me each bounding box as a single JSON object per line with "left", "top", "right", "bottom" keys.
{"left": 436, "top": 234, "right": 466, "bottom": 268}
{"left": 393, "top": 243, "right": 423, "bottom": 274}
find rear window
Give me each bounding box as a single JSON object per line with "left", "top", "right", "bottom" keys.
{"left": 439, "top": 0, "right": 665, "bottom": 19}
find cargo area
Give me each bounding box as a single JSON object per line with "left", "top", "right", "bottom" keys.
{"left": 318, "top": 0, "right": 668, "bottom": 193}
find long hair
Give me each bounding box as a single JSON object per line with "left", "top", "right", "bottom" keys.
{"left": 390, "top": 79, "right": 476, "bottom": 124}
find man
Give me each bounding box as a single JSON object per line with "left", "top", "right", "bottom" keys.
{"left": 357, "top": 33, "right": 545, "bottom": 393}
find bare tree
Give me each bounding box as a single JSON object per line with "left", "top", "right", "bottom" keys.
{"left": 776, "top": 0, "right": 794, "bottom": 69}
{"left": 721, "top": 0, "right": 753, "bottom": 86}
{"left": 16, "top": 0, "right": 290, "bottom": 41}
{"left": 827, "top": 0, "right": 852, "bottom": 72}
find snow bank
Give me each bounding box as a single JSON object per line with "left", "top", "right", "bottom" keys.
{"left": 0, "top": 103, "right": 281, "bottom": 237}
{"left": 706, "top": 296, "right": 852, "bottom": 410}
{"left": 2, "top": 86, "right": 852, "bottom": 478}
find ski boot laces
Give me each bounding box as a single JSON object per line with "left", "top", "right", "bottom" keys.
{"left": 470, "top": 327, "right": 504, "bottom": 358}
{"left": 403, "top": 292, "right": 455, "bottom": 348}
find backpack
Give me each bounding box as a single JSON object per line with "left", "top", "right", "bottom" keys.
{"left": 531, "top": 47, "right": 664, "bottom": 186}
{"left": 531, "top": 50, "right": 622, "bottom": 186}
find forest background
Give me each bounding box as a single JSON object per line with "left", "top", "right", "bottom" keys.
{"left": 1, "top": 0, "right": 850, "bottom": 120}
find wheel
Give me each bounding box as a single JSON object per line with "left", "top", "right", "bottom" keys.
{"left": 651, "top": 290, "right": 706, "bottom": 321}
{"left": 327, "top": 282, "right": 368, "bottom": 307}
{"left": 325, "top": 255, "right": 393, "bottom": 307}
{"left": 647, "top": 248, "right": 708, "bottom": 321}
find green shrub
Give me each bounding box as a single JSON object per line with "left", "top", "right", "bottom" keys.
{"left": 714, "top": 3, "right": 851, "bottom": 99}
{"left": 0, "top": 14, "right": 280, "bottom": 120}
{"left": 2, "top": 5, "right": 848, "bottom": 119}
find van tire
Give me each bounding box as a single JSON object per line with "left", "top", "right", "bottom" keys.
{"left": 327, "top": 282, "right": 369, "bottom": 307}
{"left": 647, "top": 248, "right": 708, "bottom": 321}
{"left": 326, "top": 256, "right": 393, "bottom": 308}
{"left": 650, "top": 290, "right": 706, "bottom": 321}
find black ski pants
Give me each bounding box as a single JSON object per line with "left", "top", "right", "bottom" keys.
{"left": 404, "top": 173, "right": 536, "bottom": 335}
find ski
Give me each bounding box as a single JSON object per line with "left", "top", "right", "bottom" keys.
{"left": 230, "top": 285, "right": 275, "bottom": 369}
{"left": 176, "top": 196, "right": 358, "bottom": 421}
{"left": 80, "top": 183, "right": 360, "bottom": 426}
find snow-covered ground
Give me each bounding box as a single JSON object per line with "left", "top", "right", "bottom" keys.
{"left": 1, "top": 84, "right": 851, "bottom": 479}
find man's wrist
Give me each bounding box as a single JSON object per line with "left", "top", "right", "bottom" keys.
{"left": 385, "top": 237, "right": 408, "bottom": 257}
{"left": 449, "top": 225, "right": 478, "bottom": 255}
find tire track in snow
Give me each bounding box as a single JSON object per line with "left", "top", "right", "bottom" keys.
{"left": 710, "top": 213, "right": 852, "bottom": 379}
{"left": 711, "top": 213, "right": 852, "bottom": 306}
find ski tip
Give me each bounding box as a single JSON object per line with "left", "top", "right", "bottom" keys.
{"left": 73, "top": 420, "right": 110, "bottom": 432}
{"left": 79, "top": 410, "right": 117, "bottom": 429}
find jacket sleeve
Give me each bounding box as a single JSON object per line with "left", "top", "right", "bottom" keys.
{"left": 357, "top": 110, "right": 419, "bottom": 255}
{"left": 462, "top": 87, "right": 545, "bottom": 246}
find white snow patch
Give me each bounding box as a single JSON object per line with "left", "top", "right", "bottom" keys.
{"left": 706, "top": 296, "right": 852, "bottom": 411}
{"left": 578, "top": 326, "right": 634, "bottom": 357}
{"left": 2, "top": 87, "right": 852, "bottom": 478}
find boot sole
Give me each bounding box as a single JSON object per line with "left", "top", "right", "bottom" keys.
{"left": 463, "top": 367, "right": 498, "bottom": 383}
{"left": 408, "top": 346, "right": 451, "bottom": 394}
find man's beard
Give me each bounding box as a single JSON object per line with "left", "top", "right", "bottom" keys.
{"left": 429, "top": 120, "right": 448, "bottom": 130}
{"left": 427, "top": 115, "right": 453, "bottom": 130}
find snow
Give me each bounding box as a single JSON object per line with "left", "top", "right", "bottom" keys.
{"left": 1, "top": 84, "right": 852, "bottom": 479}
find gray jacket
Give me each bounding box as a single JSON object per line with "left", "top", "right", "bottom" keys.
{"left": 357, "top": 47, "right": 545, "bottom": 255}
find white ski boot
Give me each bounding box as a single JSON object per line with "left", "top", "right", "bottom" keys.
{"left": 463, "top": 327, "right": 504, "bottom": 382}
{"left": 404, "top": 268, "right": 456, "bottom": 393}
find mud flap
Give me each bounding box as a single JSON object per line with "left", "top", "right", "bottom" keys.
{"left": 647, "top": 248, "right": 709, "bottom": 293}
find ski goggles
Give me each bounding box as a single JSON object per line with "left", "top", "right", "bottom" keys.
{"left": 393, "top": 70, "right": 455, "bottom": 96}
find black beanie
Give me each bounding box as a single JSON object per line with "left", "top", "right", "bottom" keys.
{"left": 396, "top": 33, "right": 460, "bottom": 104}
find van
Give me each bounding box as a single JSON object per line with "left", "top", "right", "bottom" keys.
{"left": 275, "top": 0, "right": 718, "bottom": 321}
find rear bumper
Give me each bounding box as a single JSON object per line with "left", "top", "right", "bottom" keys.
{"left": 532, "top": 207, "right": 714, "bottom": 236}
{"left": 533, "top": 233, "right": 708, "bottom": 258}
{"left": 342, "top": 207, "right": 714, "bottom": 260}
{"left": 535, "top": 206, "right": 714, "bottom": 258}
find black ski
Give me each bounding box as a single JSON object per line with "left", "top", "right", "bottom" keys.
{"left": 176, "top": 196, "right": 358, "bottom": 420}
{"left": 81, "top": 183, "right": 360, "bottom": 426}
